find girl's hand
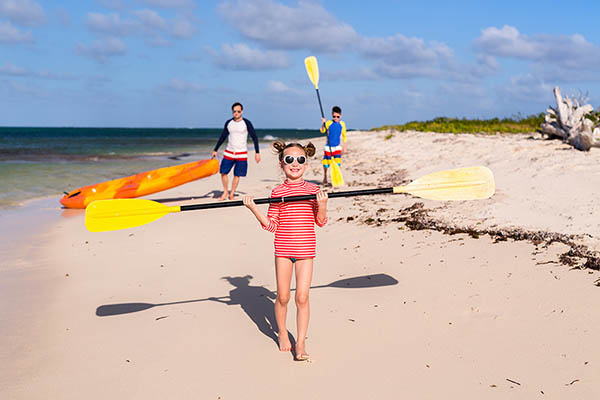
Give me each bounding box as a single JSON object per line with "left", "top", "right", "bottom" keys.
{"left": 316, "top": 190, "right": 328, "bottom": 208}
{"left": 243, "top": 195, "right": 256, "bottom": 210}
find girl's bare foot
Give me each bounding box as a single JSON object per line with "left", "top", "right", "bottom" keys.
{"left": 228, "top": 193, "right": 235, "bottom": 200}
{"left": 218, "top": 191, "right": 228, "bottom": 201}
{"left": 295, "top": 341, "right": 309, "bottom": 361}
{"left": 278, "top": 332, "right": 292, "bottom": 352}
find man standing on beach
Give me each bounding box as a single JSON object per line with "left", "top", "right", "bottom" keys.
{"left": 212, "top": 102, "right": 261, "bottom": 200}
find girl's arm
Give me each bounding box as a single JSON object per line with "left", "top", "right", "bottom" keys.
{"left": 243, "top": 195, "right": 280, "bottom": 231}
{"left": 243, "top": 196, "right": 270, "bottom": 226}
{"left": 314, "top": 190, "right": 328, "bottom": 226}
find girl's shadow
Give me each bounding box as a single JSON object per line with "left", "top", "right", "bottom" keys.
{"left": 209, "top": 275, "right": 295, "bottom": 350}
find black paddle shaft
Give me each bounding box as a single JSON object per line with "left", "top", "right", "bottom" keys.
{"left": 316, "top": 89, "right": 325, "bottom": 118}
{"left": 180, "top": 187, "right": 394, "bottom": 211}
{"left": 315, "top": 88, "right": 337, "bottom": 154}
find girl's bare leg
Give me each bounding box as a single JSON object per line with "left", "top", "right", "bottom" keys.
{"left": 274, "top": 257, "right": 293, "bottom": 351}
{"left": 294, "top": 258, "right": 314, "bottom": 359}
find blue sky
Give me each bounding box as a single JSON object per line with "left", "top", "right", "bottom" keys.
{"left": 2, "top": 0, "right": 600, "bottom": 129}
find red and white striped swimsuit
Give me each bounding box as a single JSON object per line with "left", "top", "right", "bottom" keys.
{"left": 262, "top": 180, "right": 327, "bottom": 259}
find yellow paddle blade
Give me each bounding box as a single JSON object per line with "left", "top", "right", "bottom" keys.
{"left": 85, "top": 199, "right": 181, "bottom": 232}
{"left": 304, "top": 56, "right": 319, "bottom": 89}
{"left": 330, "top": 160, "right": 344, "bottom": 187}
{"left": 393, "top": 166, "right": 495, "bottom": 201}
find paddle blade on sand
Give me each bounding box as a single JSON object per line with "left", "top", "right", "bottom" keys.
{"left": 85, "top": 199, "right": 180, "bottom": 232}
{"left": 326, "top": 273, "right": 398, "bottom": 288}
{"left": 96, "top": 302, "right": 155, "bottom": 316}
{"left": 395, "top": 166, "right": 495, "bottom": 201}
{"left": 304, "top": 56, "right": 320, "bottom": 89}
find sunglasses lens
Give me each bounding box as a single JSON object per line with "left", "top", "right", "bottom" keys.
{"left": 283, "top": 155, "right": 307, "bottom": 165}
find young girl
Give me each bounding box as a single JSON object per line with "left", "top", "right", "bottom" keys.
{"left": 243, "top": 141, "right": 328, "bottom": 361}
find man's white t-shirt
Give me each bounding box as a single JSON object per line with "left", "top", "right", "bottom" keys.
{"left": 225, "top": 119, "right": 249, "bottom": 153}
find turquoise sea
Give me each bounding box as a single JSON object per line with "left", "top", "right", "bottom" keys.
{"left": 0, "top": 127, "right": 320, "bottom": 209}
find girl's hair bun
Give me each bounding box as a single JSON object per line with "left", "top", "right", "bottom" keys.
{"left": 272, "top": 140, "right": 287, "bottom": 153}
{"left": 272, "top": 141, "right": 316, "bottom": 161}
{"left": 304, "top": 142, "right": 316, "bottom": 157}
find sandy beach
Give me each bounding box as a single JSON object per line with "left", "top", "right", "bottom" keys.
{"left": 3, "top": 130, "right": 600, "bottom": 399}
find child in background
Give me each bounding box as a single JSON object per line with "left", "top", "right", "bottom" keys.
{"left": 243, "top": 141, "right": 328, "bottom": 361}
{"left": 320, "top": 105, "right": 347, "bottom": 185}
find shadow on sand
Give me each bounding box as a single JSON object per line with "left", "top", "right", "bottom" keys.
{"left": 96, "top": 273, "right": 398, "bottom": 351}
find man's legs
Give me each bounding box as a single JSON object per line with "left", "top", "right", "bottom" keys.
{"left": 229, "top": 175, "right": 240, "bottom": 200}
{"left": 229, "top": 159, "right": 247, "bottom": 199}
{"left": 218, "top": 173, "right": 229, "bottom": 200}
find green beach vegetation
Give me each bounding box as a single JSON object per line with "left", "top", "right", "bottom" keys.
{"left": 373, "top": 113, "right": 545, "bottom": 134}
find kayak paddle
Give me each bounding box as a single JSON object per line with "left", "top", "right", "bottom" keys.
{"left": 85, "top": 166, "right": 495, "bottom": 232}
{"left": 304, "top": 55, "right": 344, "bottom": 187}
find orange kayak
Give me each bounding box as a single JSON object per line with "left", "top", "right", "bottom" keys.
{"left": 60, "top": 158, "right": 219, "bottom": 208}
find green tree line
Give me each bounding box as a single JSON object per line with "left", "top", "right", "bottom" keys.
{"left": 373, "top": 113, "right": 545, "bottom": 134}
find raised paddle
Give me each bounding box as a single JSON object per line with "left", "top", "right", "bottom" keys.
{"left": 85, "top": 166, "right": 495, "bottom": 232}
{"left": 304, "top": 56, "right": 344, "bottom": 187}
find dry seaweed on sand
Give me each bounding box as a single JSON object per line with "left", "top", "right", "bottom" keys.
{"left": 354, "top": 202, "right": 600, "bottom": 272}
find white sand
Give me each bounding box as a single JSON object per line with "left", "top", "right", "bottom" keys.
{"left": 3, "top": 130, "right": 600, "bottom": 399}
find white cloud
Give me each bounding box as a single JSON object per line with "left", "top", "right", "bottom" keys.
{"left": 0, "top": 0, "right": 45, "bottom": 26}
{"left": 359, "top": 35, "right": 452, "bottom": 65}
{"left": 85, "top": 10, "right": 192, "bottom": 42}
{"left": 3, "top": 78, "right": 42, "bottom": 95}
{"left": 0, "top": 20, "right": 32, "bottom": 43}
{"left": 0, "top": 62, "right": 75, "bottom": 80}
{"left": 76, "top": 37, "right": 127, "bottom": 63}
{"left": 475, "top": 25, "right": 600, "bottom": 81}
{"left": 321, "top": 67, "right": 379, "bottom": 81}
{"left": 161, "top": 78, "right": 204, "bottom": 93}
{"left": 146, "top": 34, "right": 170, "bottom": 47}
{"left": 475, "top": 25, "right": 538, "bottom": 58}
{"left": 497, "top": 73, "right": 553, "bottom": 102}
{"left": 85, "top": 12, "right": 139, "bottom": 36}
{"left": 356, "top": 34, "right": 468, "bottom": 81}
{"left": 171, "top": 17, "right": 194, "bottom": 39}
{"left": 95, "top": 0, "right": 126, "bottom": 10}
{"left": 134, "top": 9, "right": 167, "bottom": 31}
{"left": 266, "top": 80, "right": 304, "bottom": 98}
{"left": 218, "top": 0, "right": 357, "bottom": 52}
{"left": 141, "top": 0, "right": 195, "bottom": 8}
{"left": 0, "top": 62, "right": 27, "bottom": 75}
{"left": 208, "top": 43, "right": 290, "bottom": 70}
{"left": 217, "top": 1, "right": 489, "bottom": 82}
{"left": 267, "top": 80, "right": 289, "bottom": 93}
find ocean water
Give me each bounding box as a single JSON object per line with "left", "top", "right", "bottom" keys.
{"left": 0, "top": 127, "right": 320, "bottom": 209}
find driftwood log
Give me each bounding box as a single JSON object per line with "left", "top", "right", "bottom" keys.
{"left": 539, "top": 86, "right": 600, "bottom": 151}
